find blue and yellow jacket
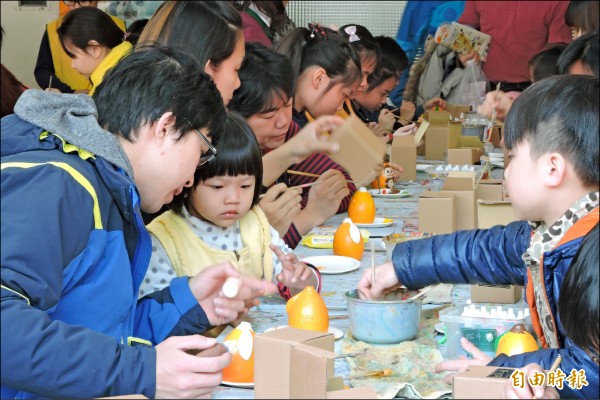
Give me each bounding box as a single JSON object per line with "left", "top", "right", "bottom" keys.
{"left": 392, "top": 219, "right": 599, "bottom": 399}
{"left": 1, "top": 90, "right": 211, "bottom": 398}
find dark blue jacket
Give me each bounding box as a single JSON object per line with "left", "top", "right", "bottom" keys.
{"left": 392, "top": 221, "right": 599, "bottom": 398}
{"left": 1, "top": 92, "right": 211, "bottom": 398}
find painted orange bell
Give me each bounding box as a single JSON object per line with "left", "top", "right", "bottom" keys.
{"left": 222, "top": 321, "right": 255, "bottom": 383}
{"left": 495, "top": 324, "right": 539, "bottom": 357}
{"left": 333, "top": 218, "right": 364, "bottom": 260}
{"left": 370, "top": 163, "right": 395, "bottom": 190}
{"left": 286, "top": 286, "right": 329, "bottom": 332}
{"left": 348, "top": 187, "right": 376, "bottom": 224}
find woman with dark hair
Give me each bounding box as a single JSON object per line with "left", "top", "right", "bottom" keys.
{"left": 1, "top": 26, "right": 27, "bottom": 118}
{"left": 565, "top": 0, "right": 599, "bottom": 39}
{"left": 137, "top": 0, "right": 245, "bottom": 106}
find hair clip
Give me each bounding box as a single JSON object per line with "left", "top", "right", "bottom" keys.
{"left": 122, "top": 32, "right": 131, "bottom": 41}
{"left": 344, "top": 25, "right": 360, "bottom": 43}
{"left": 308, "top": 23, "right": 328, "bottom": 41}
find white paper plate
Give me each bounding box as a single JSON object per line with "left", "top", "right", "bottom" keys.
{"left": 368, "top": 189, "right": 410, "bottom": 198}
{"left": 221, "top": 381, "right": 254, "bottom": 389}
{"left": 301, "top": 255, "right": 361, "bottom": 275}
{"left": 354, "top": 217, "right": 395, "bottom": 228}
{"left": 264, "top": 325, "right": 344, "bottom": 340}
{"left": 434, "top": 322, "right": 445, "bottom": 334}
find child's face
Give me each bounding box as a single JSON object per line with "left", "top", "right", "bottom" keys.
{"left": 207, "top": 35, "right": 245, "bottom": 106}
{"left": 308, "top": 80, "right": 356, "bottom": 118}
{"left": 247, "top": 96, "right": 293, "bottom": 150}
{"left": 191, "top": 174, "right": 255, "bottom": 228}
{"left": 65, "top": 42, "right": 103, "bottom": 77}
{"left": 353, "top": 54, "right": 378, "bottom": 97}
{"left": 354, "top": 76, "right": 399, "bottom": 111}
{"left": 504, "top": 140, "right": 548, "bottom": 221}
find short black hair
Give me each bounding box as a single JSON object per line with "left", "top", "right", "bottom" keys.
{"left": 228, "top": 42, "right": 295, "bottom": 118}
{"left": 274, "top": 24, "right": 361, "bottom": 93}
{"left": 367, "top": 36, "right": 408, "bottom": 91}
{"left": 557, "top": 30, "right": 599, "bottom": 78}
{"left": 57, "top": 7, "right": 124, "bottom": 57}
{"left": 559, "top": 222, "right": 599, "bottom": 355}
{"left": 504, "top": 74, "right": 599, "bottom": 187}
{"left": 93, "top": 46, "right": 227, "bottom": 145}
{"left": 170, "top": 112, "right": 263, "bottom": 215}
{"left": 528, "top": 44, "right": 567, "bottom": 82}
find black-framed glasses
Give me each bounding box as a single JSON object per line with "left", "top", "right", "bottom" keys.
{"left": 63, "top": 1, "right": 92, "bottom": 6}
{"left": 184, "top": 119, "right": 218, "bottom": 168}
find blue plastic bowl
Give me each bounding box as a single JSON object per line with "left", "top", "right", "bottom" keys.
{"left": 344, "top": 289, "right": 422, "bottom": 344}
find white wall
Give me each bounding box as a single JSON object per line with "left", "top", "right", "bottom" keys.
{"left": 1, "top": 0, "right": 58, "bottom": 89}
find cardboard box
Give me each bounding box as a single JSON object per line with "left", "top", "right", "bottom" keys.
{"left": 453, "top": 365, "right": 516, "bottom": 399}
{"left": 423, "top": 111, "right": 462, "bottom": 160}
{"left": 471, "top": 284, "right": 522, "bottom": 303}
{"left": 443, "top": 176, "right": 477, "bottom": 231}
{"left": 389, "top": 135, "right": 416, "bottom": 181}
{"left": 475, "top": 179, "right": 504, "bottom": 202}
{"left": 329, "top": 115, "right": 387, "bottom": 185}
{"left": 254, "top": 327, "right": 376, "bottom": 399}
{"left": 477, "top": 200, "right": 518, "bottom": 229}
{"left": 445, "top": 104, "right": 472, "bottom": 120}
{"left": 447, "top": 148, "right": 484, "bottom": 165}
{"left": 418, "top": 191, "right": 456, "bottom": 234}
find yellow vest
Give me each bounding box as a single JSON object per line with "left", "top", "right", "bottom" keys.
{"left": 335, "top": 98, "right": 355, "bottom": 119}
{"left": 147, "top": 206, "right": 274, "bottom": 281}
{"left": 47, "top": 15, "right": 125, "bottom": 92}
{"left": 89, "top": 41, "right": 132, "bottom": 96}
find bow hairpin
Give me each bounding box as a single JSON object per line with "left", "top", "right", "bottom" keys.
{"left": 344, "top": 25, "right": 359, "bottom": 43}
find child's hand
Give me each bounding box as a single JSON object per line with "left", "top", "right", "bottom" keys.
{"left": 378, "top": 109, "right": 396, "bottom": 131}
{"left": 502, "top": 363, "right": 560, "bottom": 399}
{"left": 44, "top": 87, "right": 61, "bottom": 94}
{"left": 423, "top": 97, "right": 446, "bottom": 111}
{"left": 435, "top": 337, "right": 493, "bottom": 384}
{"left": 357, "top": 262, "right": 401, "bottom": 300}
{"left": 368, "top": 122, "right": 391, "bottom": 139}
{"left": 400, "top": 100, "right": 417, "bottom": 121}
{"left": 393, "top": 123, "right": 416, "bottom": 137}
{"left": 270, "top": 244, "right": 317, "bottom": 293}
{"left": 259, "top": 184, "right": 302, "bottom": 236}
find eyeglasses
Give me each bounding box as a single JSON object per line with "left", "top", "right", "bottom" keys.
{"left": 63, "top": 1, "right": 92, "bottom": 6}
{"left": 184, "top": 119, "right": 218, "bottom": 168}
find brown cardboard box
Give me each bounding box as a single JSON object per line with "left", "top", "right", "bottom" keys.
{"left": 453, "top": 365, "right": 517, "bottom": 399}
{"left": 97, "top": 396, "right": 147, "bottom": 399}
{"left": 418, "top": 191, "right": 456, "bottom": 234}
{"left": 254, "top": 327, "right": 376, "bottom": 399}
{"left": 443, "top": 176, "right": 477, "bottom": 230}
{"left": 423, "top": 111, "right": 461, "bottom": 160}
{"left": 471, "top": 284, "right": 522, "bottom": 303}
{"left": 445, "top": 104, "right": 472, "bottom": 119}
{"left": 389, "top": 135, "right": 417, "bottom": 181}
{"left": 329, "top": 115, "right": 387, "bottom": 185}
{"left": 447, "top": 148, "right": 484, "bottom": 165}
{"left": 475, "top": 179, "right": 504, "bottom": 202}
{"left": 477, "top": 200, "right": 518, "bottom": 229}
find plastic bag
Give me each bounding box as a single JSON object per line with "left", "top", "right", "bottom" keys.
{"left": 456, "top": 60, "right": 488, "bottom": 109}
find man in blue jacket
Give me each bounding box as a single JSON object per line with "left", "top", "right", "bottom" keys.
{"left": 358, "top": 75, "right": 599, "bottom": 399}
{"left": 1, "top": 47, "right": 276, "bottom": 398}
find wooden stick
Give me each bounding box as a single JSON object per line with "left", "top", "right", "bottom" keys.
{"left": 329, "top": 314, "right": 349, "bottom": 320}
{"left": 549, "top": 354, "right": 562, "bottom": 372}
{"left": 290, "top": 181, "right": 320, "bottom": 189}
{"left": 48, "top": 76, "right": 53, "bottom": 90}
{"left": 370, "top": 241, "right": 376, "bottom": 285}
{"left": 286, "top": 170, "right": 320, "bottom": 178}
{"left": 407, "top": 284, "right": 438, "bottom": 300}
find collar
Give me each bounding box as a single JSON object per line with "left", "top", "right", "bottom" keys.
{"left": 248, "top": 3, "right": 272, "bottom": 27}
{"left": 182, "top": 205, "right": 239, "bottom": 239}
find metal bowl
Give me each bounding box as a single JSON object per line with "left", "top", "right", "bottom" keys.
{"left": 344, "top": 289, "right": 422, "bottom": 344}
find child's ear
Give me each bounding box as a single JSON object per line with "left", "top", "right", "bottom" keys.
{"left": 311, "top": 68, "right": 327, "bottom": 90}
{"left": 542, "top": 153, "right": 567, "bottom": 188}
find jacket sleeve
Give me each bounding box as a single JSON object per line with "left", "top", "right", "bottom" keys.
{"left": 1, "top": 164, "right": 155, "bottom": 398}
{"left": 391, "top": 221, "right": 531, "bottom": 289}
{"left": 135, "top": 276, "right": 211, "bottom": 344}
{"left": 34, "top": 31, "right": 74, "bottom": 93}
{"left": 488, "top": 338, "right": 599, "bottom": 399}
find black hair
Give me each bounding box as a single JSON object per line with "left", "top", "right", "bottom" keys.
{"left": 557, "top": 30, "right": 599, "bottom": 78}
{"left": 366, "top": 36, "right": 408, "bottom": 91}
{"left": 559, "top": 223, "right": 599, "bottom": 356}
{"left": 565, "top": 1, "right": 599, "bottom": 34}
{"left": 504, "top": 74, "right": 599, "bottom": 187}
{"left": 274, "top": 24, "right": 361, "bottom": 93}
{"left": 236, "top": 1, "right": 288, "bottom": 36}
{"left": 170, "top": 112, "right": 263, "bottom": 215}
{"left": 93, "top": 46, "right": 227, "bottom": 146}
{"left": 339, "top": 24, "right": 382, "bottom": 78}
{"left": 228, "top": 42, "right": 295, "bottom": 118}
{"left": 57, "top": 7, "right": 125, "bottom": 58}
{"left": 137, "top": 1, "right": 242, "bottom": 69}
{"left": 125, "top": 19, "right": 149, "bottom": 47}
{"left": 528, "top": 44, "right": 567, "bottom": 82}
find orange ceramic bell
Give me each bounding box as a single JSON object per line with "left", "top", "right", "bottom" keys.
{"left": 222, "top": 322, "right": 255, "bottom": 383}
{"left": 348, "top": 187, "right": 376, "bottom": 224}
{"left": 495, "top": 324, "right": 539, "bottom": 357}
{"left": 333, "top": 218, "right": 364, "bottom": 260}
{"left": 370, "top": 163, "right": 395, "bottom": 190}
{"left": 286, "top": 286, "right": 329, "bottom": 332}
